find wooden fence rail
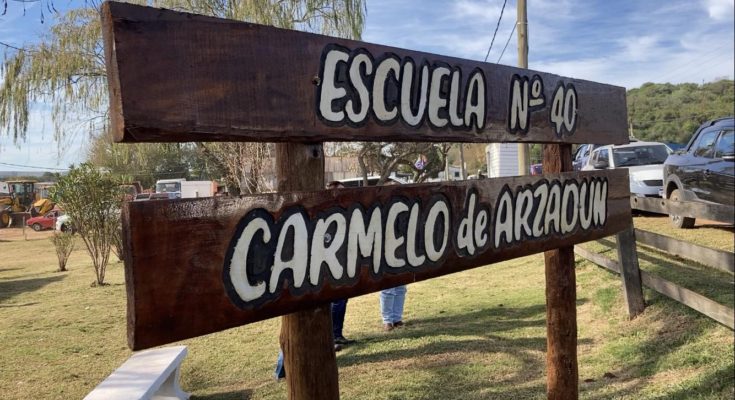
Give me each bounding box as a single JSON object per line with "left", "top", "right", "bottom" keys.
{"left": 634, "top": 229, "right": 734, "bottom": 275}
{"left": 574, "top": 246, "right": 735, "bottom": 330}
{"left": 630, "top": 196, "right": 735, "bottom": 225}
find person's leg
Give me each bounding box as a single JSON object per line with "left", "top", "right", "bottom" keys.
{"left": 392, "top": 285, "right": 407, "bottom": 324}
{"left": 380, "top": 289, "right": 395, "bottom": 326}
{"left": 331, "top": 299, "right": 347, "bottom": 340}
{"left": 274, "top": 350, "right": 286, "bottom": 379}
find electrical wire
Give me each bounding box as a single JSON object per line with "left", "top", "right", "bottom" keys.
{"left": 0, "top": 40, "right": 33, "bottom": 52}
{"left": 483, "top": 0, "right": 507, "bottom": 62}
{"left": 497, "top": 23, "right": 516, "bottom": 63}
{"left": 0, "top": 161, "right": 68, "bottom": 170}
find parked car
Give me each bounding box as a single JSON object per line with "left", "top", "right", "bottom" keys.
{"left": 663, "top": 117, "right": 734, "bottom": 228}
{"left": 573, "top": 144, "right": 600, "bottom": 171}
{"left": 55, "top": 214, "right": 75, "bottom": 233}
{"left": 530, "top": 163, "right": 543, "bottom": 175}
{"left": 582, "top": 141, "right": 672, "bottom": 197}
{"left": 574, "top": 138, "right": 639, "bottom": 171}
{"left": 26, "top": 210, "right": 62, "bottom": 231}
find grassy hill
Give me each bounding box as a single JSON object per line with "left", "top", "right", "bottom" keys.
{"left": 627, "top": 79, "right": 734, "bottom": 144}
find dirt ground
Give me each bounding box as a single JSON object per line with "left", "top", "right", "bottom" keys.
{"left": 0, "top": 227, "right": 56, "bottom": 242}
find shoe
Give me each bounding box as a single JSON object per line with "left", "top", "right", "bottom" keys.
{"left": 393, "top": 321, "right": 404, "bottom": 328}
{"left": 334, "top": 344, "right": 343, "bottom": 352}
{"left": 383, "top": 323, "right": 394, "bottom": 331}
{"left": 334, "top": 336, "right": 354, "bottom": 345}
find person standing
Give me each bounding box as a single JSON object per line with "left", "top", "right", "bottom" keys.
{"left": 380, "top": 285, "right": 407, "bottom": 331}
{"left": 379, "top": 179, "right": 407, "bottom": 331}
{"left": 325, "top": 180, "right": 352, "bottom": 344}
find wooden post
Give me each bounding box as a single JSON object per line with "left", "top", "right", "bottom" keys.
{"left": 276, "top": 142, "right": 340, "bottom": 400}
{"left": 516, "top": 0, "right": 530, "bottom": 176}
{"left": 615, "top": 225, "right": 645, "bottom": 318}
{"left": 542, "top": 144, "right": 578, "bottom": 400}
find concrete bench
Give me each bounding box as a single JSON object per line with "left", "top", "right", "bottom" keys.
{"left": 84, "top": 345, "right": 190, "bottom": 400}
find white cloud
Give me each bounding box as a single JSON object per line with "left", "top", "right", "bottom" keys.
{"left": 620, "top": 35, "right": 662, "bottom": 62}
{"left": 451, "top": 0, "right": 504, "bottom": 22}
{"left": 704, "top": 0, "right": 734, "bottom": 20}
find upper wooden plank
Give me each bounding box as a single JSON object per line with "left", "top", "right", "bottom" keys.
{"left": 101, "top": 2, "right": 628, "bottom": 145}
{"left": 123, "top": 169, "right": 631, "bottom": 349}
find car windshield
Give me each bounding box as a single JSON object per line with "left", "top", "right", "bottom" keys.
{"left": 613, "top": 145, "right": 669, "bottom": 167}
{"left": 156, "top": 182, "right": 181, "bottom": 193}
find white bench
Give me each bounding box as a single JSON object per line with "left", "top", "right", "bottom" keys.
{"left": 84, "top": 345, "right": 190, "bottom": 400}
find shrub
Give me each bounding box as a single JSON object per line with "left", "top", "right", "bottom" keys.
{"left": 49, "top": 163, "right": 122, "bottom": 286}
{"left": 50, "top": 232, "right": 76, "bottom": 272}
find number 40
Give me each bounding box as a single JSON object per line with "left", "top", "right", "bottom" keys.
{"left": 550, "top": 82, "right": 578, "bottom": 137}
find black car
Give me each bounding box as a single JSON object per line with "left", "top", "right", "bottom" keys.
{"left": 663, "top": 117, "right": 734, "bottom": 228}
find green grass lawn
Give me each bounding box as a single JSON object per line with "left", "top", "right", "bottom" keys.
{"left": 0, "top": 217, "right": 733, "bottom": 400}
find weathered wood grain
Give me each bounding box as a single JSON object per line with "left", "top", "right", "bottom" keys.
{"left": 630, "top": 196, "right": 735, "bottom": 225}
{"left": 542, "top": 144, "right": 578, "bottom": 400}
{"left": 122, "top": 170, "right": 631, "bottom": 350}
{"left": 574, "top": 246, "right": 735, "bottom": 330}
{"left": 634, "top": 229, "right": 734, "bottom": 275}
{"left": 275, "top": 142, "right": 340, "bottom": 400}
{"left": 615, "top": 226, "right": 646, "bottom": 318}
{"left": 101, "top": 2, "right": 628, "bottom": 145}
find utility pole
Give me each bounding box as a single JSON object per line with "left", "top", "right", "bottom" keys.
{"left": 517, "top": 0, "right": 530, "bottom": 176}
{"left": 628, "top": 118, "right": 634, "bottom": 138}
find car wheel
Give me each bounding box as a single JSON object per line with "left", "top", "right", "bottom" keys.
{"left": 31, "top": 223, "right": 43, "bottom": 232}
{"left": 669, "top": 189, "right": 695, "bottom": 229}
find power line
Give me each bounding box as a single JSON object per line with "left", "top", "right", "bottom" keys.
{"left": 497, "top": 23, "right": 516, "bottom": 63}
{"left": 483, "top": 0, "right": 507, "bottom": 62}
{"left": 655, "top": 43, "right": 731, "bottom": 83}
{"left": 0, "top": 40, "right": 33, "bottom": 52}
{"left": 0, "top": 161, "right": 68, "bottom": 170}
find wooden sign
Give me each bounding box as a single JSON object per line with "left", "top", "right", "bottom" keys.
{"left": 123, "top": 169, "right": 630, "bottom": 349}
{"left": 101, "top": 2, "right": 627, "bottom": 145}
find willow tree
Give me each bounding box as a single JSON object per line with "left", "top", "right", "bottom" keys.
{"left": 1, "top": 0, "right": 365, "bottom": 188}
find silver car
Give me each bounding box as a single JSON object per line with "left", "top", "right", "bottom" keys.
{"left": 582, "top": 141, "right": 672, "bottom": 197}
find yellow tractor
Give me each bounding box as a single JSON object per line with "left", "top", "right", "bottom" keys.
{"left": 0, "top": 180, "right": 56, "bottom": 228}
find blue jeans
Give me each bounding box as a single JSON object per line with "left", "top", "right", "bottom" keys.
{"left": 274, "top": 350, "right": 285, "bottom": 379}
{"left": 332, "top": 299, "right": 348, "bottom": 338}
{"left": 380, "top": 285, "right": 407, "bottom": 324}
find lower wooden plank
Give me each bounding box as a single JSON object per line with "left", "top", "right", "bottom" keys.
{"left": 123, "top": 170, "right": 631, "bottom": 349}
{"left": 630, "top": 196, "right": 735, "bottom": 225}
{"left": 634, "top": 229, "right": 734, "bottom": 275}
{"left": 574, "top": 247, "right": 735, "bottom": 330}
{"left": 615, "top": 226, "right": 646, "bottom": 318}
{"left": 639, "top": 271, "right": 735, "bottom": 330}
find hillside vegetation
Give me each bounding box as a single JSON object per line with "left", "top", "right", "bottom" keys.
{"left": 627, "top": 79, "right": 734, "bottom": 144}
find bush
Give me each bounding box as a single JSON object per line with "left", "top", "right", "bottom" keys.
{"left": 112, "top": 224, "right": 123, "bottom": 262}
{"left": 50, "top": 232, "right": 75, "bottom": 272}
{"left": 49, "top": 163, "right": 122, "bottom": 286}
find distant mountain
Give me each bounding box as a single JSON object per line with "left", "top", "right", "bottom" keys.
{"left": 0, "top": 171, "right": 64, "bottom": 180}
{"left": 627, "top": 79, "right": 734, "bottom": 145}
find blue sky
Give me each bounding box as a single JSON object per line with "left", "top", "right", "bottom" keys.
{"left": 1, "top": 0, "right": 734, "bottom": 171}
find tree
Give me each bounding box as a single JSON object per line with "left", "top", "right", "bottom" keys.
{"left": 356, "top": 142, "right": 451, "bottom": 184}
{"left": 49, "top": 163, "right": 121, "bottom": 286}
{"left": 199, "top": 142, "right": 273, "bottom": 195}
{"left": 87, "top": 131, "right": 213, "bottom": 189}
{"left": 627, "top": 79, "right": 734, "bottom": 144}
{"left": 1, "top": 0, "right": 366, "bottom": 192}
